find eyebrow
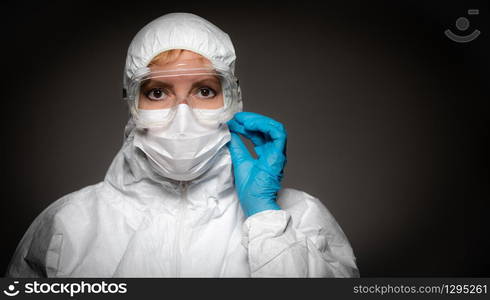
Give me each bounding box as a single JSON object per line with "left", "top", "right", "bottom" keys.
{"left": 191, "top": 78, "right": 221, "bottom": 90}
{"left": 141, "top": 80, "right": 172, "bottom": 90}
{"left": 141, "top": 77, "right": 221, "bottom": 90}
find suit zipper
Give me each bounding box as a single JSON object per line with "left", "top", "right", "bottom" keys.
{"left": 174, "top": 181, "right": 188, "bottom": 277}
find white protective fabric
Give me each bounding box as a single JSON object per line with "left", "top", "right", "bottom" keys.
{"left": 133, "top": 104, "right": 231, "bottom": 181}
{"left": 6, "top": 12, "right": 359, "bottom": 277}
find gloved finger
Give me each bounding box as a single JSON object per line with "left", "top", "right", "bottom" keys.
{"left": 233, "top": 112, "right": 268, "bottom": 122}
{"left": 227, "top": 132, "right": 253, "bottom": 163}
{"left": 227, "top": 118, "right": 246, "bottom": 134}
{"left": 234, "top": 112, "right": 286, "bottom": 141}
{"left": 254, "top": 144, "right": 265, "bottom": 157}
{"left": 233, "top": 112, "right": 287, "bottom": 151}
{"left": 260, "top": 150, "right": 287, "bottom": 175}
{"left": 246, "top": 130, "right": 267, "bottom": 146}
{"left": 228, "top": 118, "right": 267, "bottom": 146}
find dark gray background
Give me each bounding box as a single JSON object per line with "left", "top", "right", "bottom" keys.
{"left": 1, "top": 0, "right": 489, "bottom": 276}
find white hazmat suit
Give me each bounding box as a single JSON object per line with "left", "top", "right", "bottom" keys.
{"left": 6, "top": 12, "right": 359, "bottom": 278}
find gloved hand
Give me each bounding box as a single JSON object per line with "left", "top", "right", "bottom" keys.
{"left": 227, "top": 112, "right": 287, "bottom": 217}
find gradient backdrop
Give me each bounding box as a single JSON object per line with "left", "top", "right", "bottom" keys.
{"left": 1, "top": 0, "right": 489, "bottom": 276}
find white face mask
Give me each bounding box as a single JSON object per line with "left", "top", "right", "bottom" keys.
{"left": 133, "top": 104, "right": 231, "bottom": 181}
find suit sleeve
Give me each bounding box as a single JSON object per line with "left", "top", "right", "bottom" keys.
{"left": 6, "top": 200, "right": 67, "bottom": 278}
{"left": 241, "top": 189, "right": 359, "bottom": 277}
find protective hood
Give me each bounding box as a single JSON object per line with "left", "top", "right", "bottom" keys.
{"left": 123, "top": 12, "right": 237, "bottom": 97}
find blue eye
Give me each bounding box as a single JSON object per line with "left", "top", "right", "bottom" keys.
{"left": 146, "top": 88, "right": 167, "bottom": 101}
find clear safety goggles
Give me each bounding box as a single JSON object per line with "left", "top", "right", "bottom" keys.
{"left": 124, "top": 61, "right": 241, "bottom": 127}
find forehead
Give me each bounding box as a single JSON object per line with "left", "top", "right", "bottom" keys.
{"left": 144, "top": 74, "right": 220, "bottom": 84}
{"left": 141, "top": 74, "right": 222, "bottom": 91}
{"left": 150, "top": 50, "right": 212, "bottom": 71}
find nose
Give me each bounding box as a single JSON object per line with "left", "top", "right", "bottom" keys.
{"left": 175, "top": 95, "right": 191, "bottom": 106}
{"left": 174, "top": 88, "right": 194, "bottom": 107}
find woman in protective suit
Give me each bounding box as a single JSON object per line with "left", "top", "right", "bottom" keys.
{"left": 6, "top": 12, "right": 359, "bottom": 278}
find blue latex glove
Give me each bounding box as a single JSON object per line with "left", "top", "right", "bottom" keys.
{"left": 227, "top": 112, "right": 287, "bottom": 217}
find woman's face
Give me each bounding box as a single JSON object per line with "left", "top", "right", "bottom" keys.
{"left": 138, "top": 51, "right": 224, "bottom": 110}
